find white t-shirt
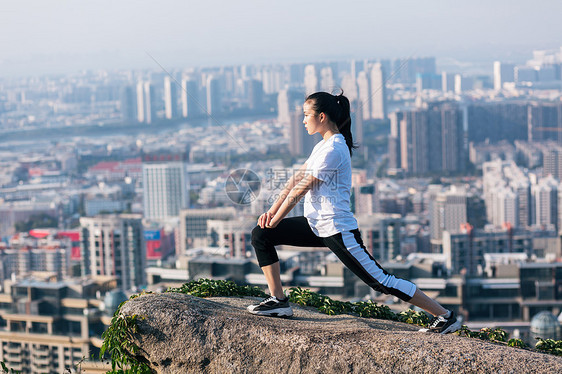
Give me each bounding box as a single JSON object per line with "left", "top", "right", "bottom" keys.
{"left": 303, "top": 134, "right": 358, "bottom": 237}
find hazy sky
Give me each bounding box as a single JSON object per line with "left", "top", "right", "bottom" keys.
{"left": 1, "top": 0, "right": 561, "bottom": 77}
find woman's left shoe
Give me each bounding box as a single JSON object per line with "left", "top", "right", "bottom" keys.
{"left": 247, "top": 295, "right": 293, "bottom": 318}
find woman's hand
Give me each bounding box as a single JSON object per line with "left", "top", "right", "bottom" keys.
{"left": 265, "top": 218, "right": 279, "bottom": 229}
{"left": 258, "top": 212, "right": 274, "bottom": 228}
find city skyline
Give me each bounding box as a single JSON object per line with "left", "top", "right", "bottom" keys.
{"left": 0, "top": 41, "right": 562, "bottom": 369}
{"left": 2, "top": 3, "right": 562, "bottom": 370}
{"left": 1, "top": 1, "right": 562, "bottom": 77}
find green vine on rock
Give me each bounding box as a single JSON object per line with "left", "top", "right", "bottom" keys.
{"left": 101, "top": 278, "right": 562, "bottom": 372}
{"left": 166, "top": 278, "right": 267, "bottom": 298}
{"left": 535, "top": 338, "right": 562, "bottom": 356}
{"left": 288, "top": 286, "right": 427, "bottom": 325}
{"left": 100, "top": 300, "right": 152, "bottom": 374}
{"left": 456, "top": 326, "right": 509, "bottom": 342}
{"left": 1, "top": 360, "right": 20, "bottom": 374}
{"left": 508, "top": 338, "right": 527, "bottom": 348}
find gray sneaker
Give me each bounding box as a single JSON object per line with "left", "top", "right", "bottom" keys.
{"left": 247, "top": 296, "right": 293, "bottom": 318}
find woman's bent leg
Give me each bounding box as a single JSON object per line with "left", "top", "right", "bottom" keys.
{"left": 251, "top": 216, "right": 325, "bottom": 296}
{"left": 261, "top": 262, "right": 284, "bottom": 299}
{"left": 251, "top": 216, "right": 325, "bottom": 267}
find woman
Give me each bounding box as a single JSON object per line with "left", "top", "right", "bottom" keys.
{"left": 247, "top": 91, "right": 461, "bottom": 334}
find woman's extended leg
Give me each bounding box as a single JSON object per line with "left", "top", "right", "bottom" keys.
{"left": 322, "top": 229, "right": 460, "bottom": 333}
{"left": 408, "top": 288, "right": 447, "bottom": 316}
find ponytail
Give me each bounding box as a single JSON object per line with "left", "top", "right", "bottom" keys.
{"left": 306, "top": 90, "right": 358, "bottom": 156}
{"left": 334, "top": 93, "right": 357, "bottom": 156}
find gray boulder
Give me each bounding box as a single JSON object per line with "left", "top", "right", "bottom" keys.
{"left": 119, "top": 293, "right": 562, "bottom": 373}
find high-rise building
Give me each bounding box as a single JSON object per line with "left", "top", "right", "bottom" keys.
{"left": 320, "top": 66, "right": 335, "bottom": 92}
{"left": 370, "top": 63, "right": 387, "bottom": 120}
{"left": 467, "top": 103, "right": 528, "bottom": 144}
{"left": 416, "top": 73, "right": 442, "bottom": 91}
{"left": 493, "top": 186, "right": 518, "bottom": 227}
{"left": 143, "top": 81, "right": 155, "bottom": 124}
{"left": 532, "top": 176, "right": 558, "bottom": 231}
{"left": 512, "top": 179, "right": 531, "bottom": 228}
{"left": 277, "top": 89, "right": 290, "bottom": 124}
{"left": 135, "top": 81, "right": 155, "bottom": 124}
{"left": 181, "top": 78, "right": 200, "bottom": 118}
{"left": 493, "top": 61, "right": 515, "bottom": 91}
{"left": 400, "top": 109, "right": 430, "bottom": 174}
{"left": 515, "top": 66, "right": 538, "bottom": 83}
{"left": 178, "top": 207, "right": 237, "bottom": 253}
{"left": 120, "top": 85, "right": 137, "bottom": 123}
{"left": 352, "top": 99, "right": 364, "bottom": 151}
{"left": 440, "top": 104, "right": 465, "bottom": 172}
{"left": 537, "top": 65, "right": 559, "bottom": 82}
{"left": 350, "top": 59, "right": 364, "bottom": 80}
{"left": 136, "top": 81, "right": 145, "bottom": 123}
{"left": 388, "top": 112, "right": 403, "bottom": 169}
{"left": 442, "top": 72, "right": 456, "bottom": 92}
{"left": 0, "top": 233, "right": 70, "bottom": 280}
{"left": 0, "top": 276, "right": 115, "bottom": 373}
{"left": 207, "top": 218, "right": 255, "bottom": 259}
{"left": 304, "top": 65, "right": 318, "bottom": 96}
{"left": 289, "top": 63, "right": 306, "bottom": 87}
{"left": 483, "top": 160, "right": 536, "bottom": 230}
{"left": 443, "top": 225, "right": 536, "bottom": 276}
{"left": 278, "top": 89, "right": 304, "bottom": 125}
{"left": 142, "top": 153, "right": 189, "bottom": 220}
{"left": 340, "top": 73, "right": 358, "bottom": 103}
{"left": 260, "top": 65, "right": 285, "bottom": 94}
{"left": 352, "top": 172, "right": 376, "bottom": 216}
{"left": 164, "top": 76, "right": 179, "bottom": 120}
{"left": 542, "top": 143, "right": 562, "bottom": 180}
{"left": 397, "top": 103, "right": 464, "bottom": 175}
{"left": 205, "top": 75, "right": 221, "bottom": 116}
{"left": 454, "top": 74, "right": 474, "bottom": 94}
{"left": 356, "top": 71, "right": 371, "bottom": 120}
{"left": 527, "top": 102, "right": 562, "bottom": 143}
{"left": 245, "top": 79, "right": 264, "bottom": 111}
{"left": 430, "top": 186, "right": 467, "bottom": 243}
{"left": 356, "top": 213, "right": 402, "bottom": 262}
{"left": 79, "top": 214, "right": 146, "bottom": 291}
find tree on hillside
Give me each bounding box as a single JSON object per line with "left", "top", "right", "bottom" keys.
{"left": 14, "top": 213, "right": 58, "bottom": 232}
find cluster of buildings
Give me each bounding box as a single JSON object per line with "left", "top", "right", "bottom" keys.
{"left": 1, "top": 47, "right": 562, "bottom": 370}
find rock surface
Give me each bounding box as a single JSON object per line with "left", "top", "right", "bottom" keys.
{"left": 120, "top": 293, "right": 562, "bottom": 374}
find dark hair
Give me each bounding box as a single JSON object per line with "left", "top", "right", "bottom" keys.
{"left": 305, "top": 91, "right": 358, "bottom": 156}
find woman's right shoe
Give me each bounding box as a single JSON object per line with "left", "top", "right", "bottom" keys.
{"left": 247, "top": 295, "right": 293, "bottom": 318}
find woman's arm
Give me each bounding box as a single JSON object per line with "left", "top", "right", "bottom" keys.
{"left": 267, "top": 162, "right": 309, "bottom": 215}
{"left": 258, "top": 163, "right": 309, "bottom": 228}
{"left": 266, "top": 173, "right": 320, "bottom": 228}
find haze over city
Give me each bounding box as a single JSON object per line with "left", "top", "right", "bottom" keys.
{"left": 1, "top": 0, "right": 562, "bottom": 77}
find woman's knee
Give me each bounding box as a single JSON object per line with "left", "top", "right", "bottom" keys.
{"left": 251, "top": 225, "right": 267, "bottom": 244}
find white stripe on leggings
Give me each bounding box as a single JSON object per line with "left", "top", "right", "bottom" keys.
{"left": 340, "top": 231, "right": 416, "bottom": 299}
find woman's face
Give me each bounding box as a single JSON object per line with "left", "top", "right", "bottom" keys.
{"left": 303, "top": 101, "right": 322, "bottom": 135}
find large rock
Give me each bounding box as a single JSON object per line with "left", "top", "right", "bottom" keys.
{"left": 119, "top": 293, "right": 562, "bottom": 373}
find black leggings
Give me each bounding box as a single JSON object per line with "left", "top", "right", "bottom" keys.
{"left": 251, "top": 216, "right": 416, "bottom": 302}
